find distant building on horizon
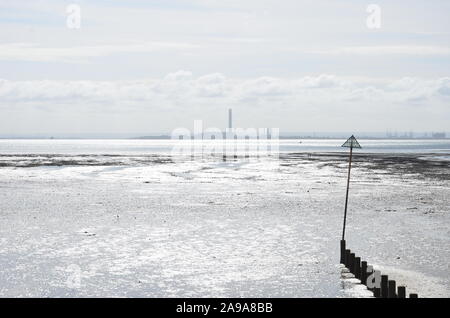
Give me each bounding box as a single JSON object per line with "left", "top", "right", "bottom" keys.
{"left": 432, "top": 132, "right": 446, "bottom": 138}
{"left": 228, "top": 108, "right": 232, "bottom": 129}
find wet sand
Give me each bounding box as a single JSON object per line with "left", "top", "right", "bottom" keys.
{"left": 0, "top": 152, "right": 448, "bottom": 297}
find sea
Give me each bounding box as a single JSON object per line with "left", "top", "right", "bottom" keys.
{"left": 0, "top": 138, "right": 449, "bottom": 297}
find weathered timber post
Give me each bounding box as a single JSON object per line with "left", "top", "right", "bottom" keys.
{"left": 349, "top": 253, "right": 355, "bottom": 274}
{"left": 397, "top": 286, "right": 406, "bottom": 298}
{"left": 340, "top": 240, "right": 346, "bottom": 264}
{"left": 381, "top": 275, "right": 389, "bottom": 298}
{"left": 345, "top": 249, "right": 351, "bottom": 268}
{"left": 340, "top": 135, "right": 361, "bottom": 241}
{"left": 388, "top": 280, "right": 397, "bottom": 298}
{"left": 354, "top": 257, "right": 361, "bottom": 280}
{"left": 361, "top": 261, "right": 368, "bottom": 285}
{"left": 373, "top": 288, "right": 381, "bottom": 298}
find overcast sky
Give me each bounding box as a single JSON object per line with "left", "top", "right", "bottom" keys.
{"left": 0, "top": 0, "right": 449, "bottom": 136}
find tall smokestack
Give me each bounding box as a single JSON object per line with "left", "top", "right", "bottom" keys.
{"left": 228, "top": 108, "right": 232, "bottom": 129}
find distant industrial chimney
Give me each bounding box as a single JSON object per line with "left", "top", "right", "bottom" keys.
{"left": 228, "top": 108, "right": 232, "bottom": 129}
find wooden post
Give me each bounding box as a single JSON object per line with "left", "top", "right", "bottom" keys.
{"left": 397, "top": 286, "right": 406, "bottom": 298}
{"left": 409, "top": 293, "right": 418, "bottom": 298}
{"left": 349, "top": 253, "right": 355, "bottom": 274}
{"left": 339, "top": 136, "right": 360, "bottom": 260}
{"left": 361, "top": 261, "right": 368, "bottom": 286}
{"left": 342, "top": 146, "right": 353, "bottom": 241}
{"left": 373, "top": 288, "right": 381, "bottom": 298}
{"left": 345, "top": 249, "right": 351, "bottom": 268}
{"left": 381, "top": 275, "right": 389, "bottom": 298}
{"left": 340, "top": 240, "right": 346, "bottom": 264}
{"left": 388, "top": 280, "right": 397, "bottom": 298}
{"left": 354, "top": 257, "right": 361, "bottom": 280}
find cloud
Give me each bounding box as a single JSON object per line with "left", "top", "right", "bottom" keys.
{"left": 164, "top": 70, "right": 193, "bottom": 81}
{"left": 239, "top": 77, "right": 290, "bottom": 98}
{"left": 314, "top": 46, "right": 450, "bottom": 56}
{"left": 436, "top": 78, "right": 450, "bottom": 96}
{"left": 195, "top": 73, "right": 228, "bottom": 97}
{"left": 296, "top": 74, "right": 345, "bottom": 89}
{"left": 1, "top": 73, "right": 449, "bottom": 108}
{"left": 343, "top": 86, "right": 385, "bottom": 102}
{"left": 0, "top": 42, "right": 201, "bottom": 63}
{"left": 1, "top": 72, "right": 449, "bottom": 134}
{"left": 6, "top": 43, "right": 447, "bottom": 65}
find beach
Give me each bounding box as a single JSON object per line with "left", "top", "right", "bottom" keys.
{"left": 0, "top": 139, "right": 449, "bottom": 297}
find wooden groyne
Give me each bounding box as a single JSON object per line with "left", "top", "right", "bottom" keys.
{"left": 340, "top": 240, "right": 419, "bottom": 298}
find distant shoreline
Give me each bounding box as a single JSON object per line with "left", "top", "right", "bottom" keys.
{"left": 0, "top": 136, "right": 449, "bottom": 140}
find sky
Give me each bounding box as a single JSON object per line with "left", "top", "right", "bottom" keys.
{"left": 0, "top": 0, "right": 449, "bottom": 136}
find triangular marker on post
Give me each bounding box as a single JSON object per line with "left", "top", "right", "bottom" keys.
{"left": 342, "top": 135, "right": 361, "bottom": 149}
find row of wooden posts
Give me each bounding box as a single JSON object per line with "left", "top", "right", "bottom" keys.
{"left": 341, "top": 240, "right": 418, "bottom": 298}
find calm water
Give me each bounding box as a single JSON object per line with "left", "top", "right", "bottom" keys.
{"left": 0, "top": 139, "right": 449, "bottom": 155}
